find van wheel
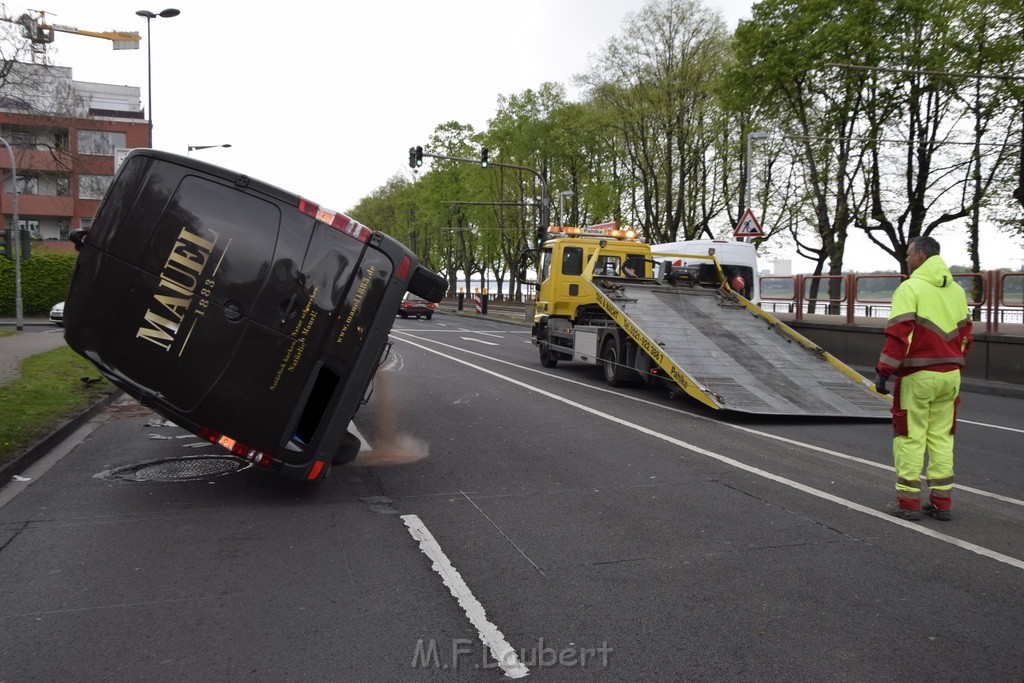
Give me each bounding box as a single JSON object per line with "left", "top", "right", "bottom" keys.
{"left": 538, "top": 326, "right": 558, "bottom": 368}
{"left": 602, "top": 339, "right": 629, "bottom": 387}
{"left": 407, "top": 265, "right": 448, "bottom": 302}
{"left": 332, "top": 430, "right": 362, "bottom": 465}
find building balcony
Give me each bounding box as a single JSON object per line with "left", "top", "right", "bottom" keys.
{"left": 6, "top": 194, "right": 74, "bottom": 217}
{"left": 0, "top": 148, "right": 74, "bottom": 173}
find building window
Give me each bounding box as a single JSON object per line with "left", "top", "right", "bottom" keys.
{"left": 11, "top": 130, "right": 40, "bottom": 149}
{"left": 79, "top": 218, "right": 93, "bottom": 231}
{"left": 79, "top": 175, "right": 112, "bottom": 199}
{"left": 56, "top": 176, "right": 70, "bottom": 196}
{"left": 17, "top": 219, "right": 41, "bottom": 237}
{"left": 16, "top": 175, "right": 38, "bottom": 195}
{"left": 78, "top": 130, "right": 127, "bottom": 155}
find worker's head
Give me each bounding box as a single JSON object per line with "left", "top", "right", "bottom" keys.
{"left": 907, "top": 236, "right": 940, "bottom": 274}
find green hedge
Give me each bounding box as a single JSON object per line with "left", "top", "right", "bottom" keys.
{"left": 0, "top": 251, "right": 78, "bottom": 316}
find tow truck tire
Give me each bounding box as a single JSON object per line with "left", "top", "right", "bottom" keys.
{"left": 538, "top": 326, "right": 558, "bottom": 368}
{"left": 602, "top": 339, "right": 628, "bottom": 387}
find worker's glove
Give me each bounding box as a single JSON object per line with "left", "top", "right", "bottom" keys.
{"left": 874, "top": 372, "right": 890, "bottom": 395}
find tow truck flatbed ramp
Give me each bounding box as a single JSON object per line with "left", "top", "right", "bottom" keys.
{"left": 591, "top": 279, "right": 892, "bottom": 418}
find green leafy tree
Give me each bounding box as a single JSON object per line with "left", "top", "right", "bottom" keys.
{"left": 580, "top": 0, "right": 732, "bottom": 244}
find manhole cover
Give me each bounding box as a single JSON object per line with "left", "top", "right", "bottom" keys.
{"left": 109, "top": 455, "right": 250, "bottom": 482}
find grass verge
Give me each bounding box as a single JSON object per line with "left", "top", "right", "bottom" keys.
{"left": 0, "top": 346, "right": 117, "bottom": 469}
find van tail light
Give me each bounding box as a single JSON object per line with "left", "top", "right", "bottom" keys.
{"left": 197, "top": 427, "right": 274, "bottom": 467}
{"left": 299, "top": 198, "right": 370, "bottom": 243}
{"left": 397, "top": 255, "right": 411, "bottom": 281}
{"left": 306, "top": 460, "right": 327, "bottom": 480}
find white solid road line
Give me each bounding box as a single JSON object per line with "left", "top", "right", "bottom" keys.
{"left": 392, "top": 333, "right": 1024, "bottom": 573}
{"left": 402, "top": 514, "right": 529, "bottom": 679}
{"left": 393, "top": 330, "right": 1024, "bottom": 508}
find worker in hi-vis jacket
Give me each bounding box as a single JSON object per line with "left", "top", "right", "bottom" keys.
{"left": 875, "top": 236, "right": 973, "bottom": 521}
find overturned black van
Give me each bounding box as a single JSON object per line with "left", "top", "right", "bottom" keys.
{"left": 64, "top": 150, "right": 445, "bottom": 481}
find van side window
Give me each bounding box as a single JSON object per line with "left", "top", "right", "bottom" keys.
{"left": 562, "top": 247, "right": 583, "bottom": 276}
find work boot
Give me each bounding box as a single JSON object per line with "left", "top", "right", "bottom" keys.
{"left": 884, "top": 501, "right": 921, "bottom": 520}
{"left": 922, "top": 501, "right": 952, "bottom": 521}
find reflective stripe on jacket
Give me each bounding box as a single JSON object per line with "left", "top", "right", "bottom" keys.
{"left": 877, "top": 255, "right": 972, "bottom": 378}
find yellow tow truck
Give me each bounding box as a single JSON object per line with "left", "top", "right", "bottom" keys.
{"left": 521, "top": 224, "right": 891, "bottom": 418}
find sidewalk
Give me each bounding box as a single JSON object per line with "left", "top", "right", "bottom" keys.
{"left": 0, "top": 322, "right": 69, "bottom": 388}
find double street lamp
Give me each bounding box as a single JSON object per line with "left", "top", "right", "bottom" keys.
{"left": 136, "top": 8, "right": 180, "bottom": 147}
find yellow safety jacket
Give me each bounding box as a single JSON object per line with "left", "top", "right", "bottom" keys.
{"left": 877, "top": 255, "right": 972, "bottom": 378}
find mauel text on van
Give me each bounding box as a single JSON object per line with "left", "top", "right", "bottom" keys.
{"left": 136, "top": 225, "right": 220, "bottom": 351}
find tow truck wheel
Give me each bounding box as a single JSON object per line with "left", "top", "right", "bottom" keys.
{"left": 538, "top": 326, "right": 558, "bottom": 368}
{"left": 602, "top": 339, "right": 627, "bottom": 387}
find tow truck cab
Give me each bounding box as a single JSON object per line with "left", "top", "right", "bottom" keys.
{"left": 63, "top": 149, "right": 445, "bottom": 481}
{"left": 532, "top": 224, "right": 652, "bottom": 324}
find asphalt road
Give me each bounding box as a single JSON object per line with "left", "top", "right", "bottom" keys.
{"left": 1, "top": 313, "right": 1022, "bottom": 681}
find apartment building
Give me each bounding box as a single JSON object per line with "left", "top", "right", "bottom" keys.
{"left": 1, "top": 62, "right": 147, "bottom": 242}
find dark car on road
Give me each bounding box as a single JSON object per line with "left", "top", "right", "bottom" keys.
{"left": 397, "top": 293, "right": 438, "bottom": 320}
{"left": 63, "top": 150, "right": 445, "bottom": 481}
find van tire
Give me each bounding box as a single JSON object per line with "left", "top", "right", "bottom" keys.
{"left": 331, "top": 430, "right": 362, "bottom": 465}
{"left": 408, "top": 265, "right": 448, "bottom": 302}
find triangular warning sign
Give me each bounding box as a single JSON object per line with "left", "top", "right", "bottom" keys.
{"left": 733, "top": 208, "right": 764, "bottom": 237}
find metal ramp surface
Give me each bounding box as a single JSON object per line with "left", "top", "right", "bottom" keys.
{"left": 593, "top": 280, "right": 891, "bottom": 418}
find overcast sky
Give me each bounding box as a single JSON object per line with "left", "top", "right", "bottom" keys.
{"left": 8, "top": 0, "right": 1022, "bottom": 272}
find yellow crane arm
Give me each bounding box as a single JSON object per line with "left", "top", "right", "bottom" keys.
{"left": 44, "top": 23, "right": 140, "bottom": 49}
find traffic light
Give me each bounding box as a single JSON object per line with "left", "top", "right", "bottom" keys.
{"left": 19, "top": 227, "right": 31, "bottom": 260}
{"left": 408, "top": 146, "right": 424, "bottom": 169}
{"left": 480, "top": 147, "right": 489, "bottom": 168}
{"left": 2, "top": 228, "right": 33, "bottom": 260}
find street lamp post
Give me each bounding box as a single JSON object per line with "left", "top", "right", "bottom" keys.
{"left": 187, "top": 144, "right": 231, "bottom": 156}
{"left": 558, "top": 190, "right": 574, "bottom": 226}
{"left": 1, "top": 137, "right": 23, "bottom": 330}
{"left": 745, "top": 131, "right": 770, "bottom": 215}
{"left": 136, "top": 8, "right": 180, "bottom": 147}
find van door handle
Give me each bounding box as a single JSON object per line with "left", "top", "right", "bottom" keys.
{"left": 279, "top": 294, "right": 299, "bottom": 328}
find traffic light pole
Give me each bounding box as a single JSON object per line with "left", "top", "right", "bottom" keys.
{"left": 0, "top": 137, "right": 24, "bottom": 330}
{"left": 415, "top": 150, "right": 550, "bottom": 235}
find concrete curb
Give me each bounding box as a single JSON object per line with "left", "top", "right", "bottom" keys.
{"left": 0, "top": 391, "right": 122, "bottom": 482}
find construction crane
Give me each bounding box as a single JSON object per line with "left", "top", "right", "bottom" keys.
{"left": 1, "top": 8, "right": 140, "bottom": 59}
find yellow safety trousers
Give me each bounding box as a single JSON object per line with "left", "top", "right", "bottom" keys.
{"left": 893, "top": 370, "right": 960, "bottom": 500}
